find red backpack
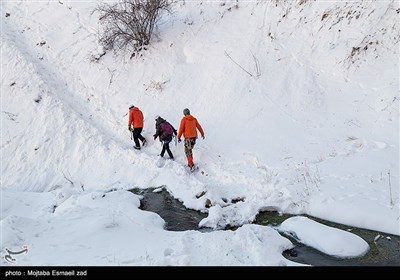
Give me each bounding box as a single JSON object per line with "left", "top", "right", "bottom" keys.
{"left": 160, "top": 122, "right": 173, "bottom": 138}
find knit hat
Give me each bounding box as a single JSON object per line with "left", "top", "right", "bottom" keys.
{"left": 183, "top": 108, "right": 190, "bottom": 116}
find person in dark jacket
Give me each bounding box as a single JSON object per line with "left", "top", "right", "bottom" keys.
{"left": 153, "top": 116, "right": 177, "bottom": 160}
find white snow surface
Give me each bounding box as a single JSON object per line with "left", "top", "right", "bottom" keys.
{"left": 1, "top": 0, "right": 399, "bottom": 266}
{"left": 278, "top": 216, "right": 369, "bottom": 258}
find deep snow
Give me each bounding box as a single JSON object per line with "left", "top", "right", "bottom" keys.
{"left": 1, "top": 0, "right": 399, "bottom": 266}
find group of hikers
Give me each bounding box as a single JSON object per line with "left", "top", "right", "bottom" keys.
{"left": 128, "top": 105, "right": 205, "bottom": 171}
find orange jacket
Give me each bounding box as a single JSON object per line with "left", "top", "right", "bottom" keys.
{"left": 177, "top": 115, "right": 204, "bottom": 139}
{"left": 128, "top": 107, "right": 144, "bottom": 128}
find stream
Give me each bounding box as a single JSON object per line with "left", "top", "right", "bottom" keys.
{"left": 130, "top": 188, "right": 400, "bottom": 266}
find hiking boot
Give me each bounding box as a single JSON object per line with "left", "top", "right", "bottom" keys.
{"left": 142, "top": 139, "right": 147, "bottom": 146}
{"left": 134, "top": 146, "right": 141, "bottom": 150}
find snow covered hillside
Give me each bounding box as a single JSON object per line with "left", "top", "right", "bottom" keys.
{"left": 1, "top": 0, "right": 399, "bottom": 265}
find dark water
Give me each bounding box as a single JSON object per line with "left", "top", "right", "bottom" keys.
{"left": 131, "top": 187, "right": 208, "bottom": 231}
{"left": 255, "top": 211, "right": 400, "bottom": 266}
{"left": 130, "top": 188, "right": 400, "bottom": 266}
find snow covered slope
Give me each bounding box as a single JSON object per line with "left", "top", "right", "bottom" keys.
{"left": 1, "top": 0, "right": 399, "bottom": 265}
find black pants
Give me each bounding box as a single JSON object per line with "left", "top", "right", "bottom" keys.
{"left": 160, "top": 141, "right": 174, "bottom": 159}
{"left": 132, "top": 128, "right": 145, "bottom": 147}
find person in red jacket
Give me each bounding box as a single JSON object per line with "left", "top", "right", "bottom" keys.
{"left": 177, "top": 108, "right": 205, "bottom": 170}
{"left": 128, "top": 105, "right": 147, "bottom": 150}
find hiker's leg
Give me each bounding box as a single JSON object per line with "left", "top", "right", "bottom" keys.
{"left": 166, "top": 143, "right": 174, "bottom": 159}
{"left": 136, "top": 128, "right": 145, "bottom": 142}
{"left": 184, "top": 138, "right": 194, "bottom": 167}
{"left": 160, "top": 142, "right": 167, "bottom": 157}
{"left": 132, "top": 130, "right": 140, "bottom": 147}
{"left": 184, "top": 139, "right": 193, "bottom": 157}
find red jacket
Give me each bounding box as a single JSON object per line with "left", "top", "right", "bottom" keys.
{"left": 177, "top": 115, "right": 204, "bottom": 139}
{"left": 128, "top": 107, "right": 144, "bottom": 128}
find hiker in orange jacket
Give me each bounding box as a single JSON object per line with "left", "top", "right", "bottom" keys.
{"left": 177, "top": 108, "right": 205, "bottom": 170}
{"left": 128, "top": 105, "right": 147, "bottom": 150}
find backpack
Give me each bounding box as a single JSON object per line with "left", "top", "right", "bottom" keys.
{"left": 160, "top": 121, "right": 173, "bottom": 139}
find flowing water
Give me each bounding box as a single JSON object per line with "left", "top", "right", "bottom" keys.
{"left": 130, "top": 188, "right": 400, "bottom": 266}
{"left": 132, "top": 187, "right": 209, "bottom": 232}
{"left": 254, "top": 211, "right": 400, "bottom": 266}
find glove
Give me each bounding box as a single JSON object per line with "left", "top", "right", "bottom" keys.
{"left": 153, "top": 135, "right": 157, "bottom": 140}
{"left": 178, "top": 138, "right": 181, "bottom": 143}
{"left": 202, "top": 135, "right": 205, "bottom": 140}
{"left": 128, "top": 126, "right": 132, "bottom": 131}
